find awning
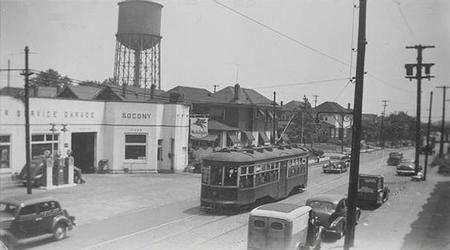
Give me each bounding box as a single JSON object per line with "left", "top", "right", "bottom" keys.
{"left": 259, "top": 131, "right": 270, "bottom": 143}
{"left": 267, "top": 110, "right": 274, "bottom": 120}
{"left": 257, "top": 108, "right": 266, "bottom": 118}
{"left": 192, "top": 134, "right": 218, "bottom": 142}
{"left": 242, "top": 131, "right": 255, "bottom": 141}
{"left": 228, "top": 134, "right": 241, "bottom": 145}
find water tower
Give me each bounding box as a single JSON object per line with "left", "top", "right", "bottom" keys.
{"left": 113, "top": 0, "right": 163, "bottom": 89}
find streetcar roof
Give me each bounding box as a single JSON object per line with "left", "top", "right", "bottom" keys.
{"left": 203, "top": 146, "right": 308, "bottom": 163}
{"left": 250, "top": 203, "right": 312, "bottom": 221}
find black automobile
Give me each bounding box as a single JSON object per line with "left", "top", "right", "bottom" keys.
{"left": 0, "top": 196, "right": 75, "bottom": 248}
{"left": 306, "top": 194, "right": 360, "bottom": 238}
{"left": 387, "top": 152, "right": 403, "bottom": 166}
{"left": 14, "top": 158, "right": 46, "bottom": 187}
{"left": 396, "top": 159, "right": 421, "bottom": 176}
{"left": 357, "top": 174, "right": 390, "bottom": 207}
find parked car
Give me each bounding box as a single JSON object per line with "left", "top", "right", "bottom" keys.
{"left": 387, "top": 152, "right": 403, "bottom": 166}
{"left": 420, "top": 145, "right": 435, "bottom": 155}
{"left": 396, "top": 159, "right": 421, "bottom": 176}
{"left": 322, "top": 153, "right": 350, "bottom": 174}
{"left": 14, "top": 159, "right": 46, "bottom": 187}
{"left": 305, "top": 194, "right": 360, "bottom": 238}
{"left": 0, "top": 196, "right": 75, "bottom": 249}
{"left": 247, "top": 203, "right": 322, "bottom": 250}
{"left": 357, "top": 174, "right": 389, "bottom": 207}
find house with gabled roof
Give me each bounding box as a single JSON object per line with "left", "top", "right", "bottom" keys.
{"left": 314, "top": 101, "right": 353, "bottom": 142}
{"left": 166, "top": 84, "right": 278, "bottom": 149}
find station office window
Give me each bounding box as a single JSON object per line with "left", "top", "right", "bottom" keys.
{"left": 125, "top": 134, "right": 147, "bottom": 160}
{"left": 0, "top": 135, "right": 10, "bottom": 169}
{"left": 31, "top": 134, "right": 58, "bottom": 158}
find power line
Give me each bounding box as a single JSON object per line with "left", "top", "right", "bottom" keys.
{"left": 333, "top": 80, "right": 353, "bottom": 102}
{"left": 391, "top": 0, "right": 419, "bottom": 43}
{"left": 213, "top": 0, "right": 417, "bottom": 96}
{"left": 254, "top": 77, "right": 350, "bottom": 89}
{"left": 213, "top": 0, "right": 349, "bottom": 66}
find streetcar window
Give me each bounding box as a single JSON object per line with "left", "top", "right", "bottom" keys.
{"left": 201, "top": 166, "right": 210, "bottom": 184}
{"left": 271, "top": 222, "right": 284, "bottom": 230}
{"left": 224, "top": 167, "right": 238, "bottom": 186}
{"left": 210, "top": 167, "right": 223, "bottom": 186}
{"left": 239, "top": 175, "right": 254, "bottom": 188}
{"left": 254, "top": 220, "right": 266, "bottom": 228}
{"left": 239, "top": 166, "right": 254, "bottom": 188}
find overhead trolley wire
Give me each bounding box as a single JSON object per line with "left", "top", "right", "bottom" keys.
{"left": 214, "top": 0, "right": 416, "bottom": 96}
{"left": 254, "top": 77, "right": 350, "bottom": 90}
{"left": 213, "top": 0, "right": 349, "bottom": 67}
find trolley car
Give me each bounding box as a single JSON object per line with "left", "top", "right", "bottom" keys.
{"left": 200, "top": 145, "right": 309, "bottom": 210}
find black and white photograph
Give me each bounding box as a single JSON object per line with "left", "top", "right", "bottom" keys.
{"left": 0, "top": 0, "right": 449, "bottom": 249}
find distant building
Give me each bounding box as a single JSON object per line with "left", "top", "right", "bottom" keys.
{"left": 166, "top": 84, "right": 278, "bottom": 149}
{"left": 314, "top": 101, "right": 353, "bottom": 142}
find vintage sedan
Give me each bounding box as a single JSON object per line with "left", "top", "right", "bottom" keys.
{"left": 322, "top": 153, "right": 350, "bottom": 174}
{"left": 357, "top": 174, "right": 389, "bottom": 207}
{"left": 396, "top": 159, "right": 421, "bottom": 176}
{"left": 0, "top": 196, "right": 75, "bottom": 249}
{"left": 387, "top": 152, "right": 403, "bottom": 166}
{"left": 305, "top": 194, "right": 360, "bottom": 238}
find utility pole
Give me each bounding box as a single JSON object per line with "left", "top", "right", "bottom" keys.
{"left": 380, "top": 100, "right": 388, "bottom": 148}
{"left": 20, "top": 46, "right": 33, "bottom": 195}
{"left": 424, "top": 91, "right": 433, "bottom": 181}
{"left": 313, "top": 95, "right": 319, "bottom": 108}
{"left": 405, "top": 45, "right": 435, "bottom": 175}
{"left": 271, "top": 91, "right": 276, "bottom": 144}
{"left": 7, "top": 59, "right": 11, "bottom": 88}
{"left": 436, "top": 86, "right": 448, "bottom": 157}
{"left": 344, "top": 0, "right": 367, "bottom": 249}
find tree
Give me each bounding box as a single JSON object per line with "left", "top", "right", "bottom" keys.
{"left": 30, "top": 69, "right": 72, "bottom": 88}
{"left": 102, "top": 77, "right": 116, "bottom": 85}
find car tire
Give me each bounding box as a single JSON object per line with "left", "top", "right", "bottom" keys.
{"left": 0, "top": 236, "right": 15, "bottom": 250}
{"left": 53, "top": 223, "right": 68, "bottom": 241}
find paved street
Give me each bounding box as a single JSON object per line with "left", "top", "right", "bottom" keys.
{"left": 4, "top": 147, "right": 446, "bottom": 250}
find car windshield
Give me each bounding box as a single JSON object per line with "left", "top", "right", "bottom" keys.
{"left": 389, "top": 153, "right": 402, "bottom": 158}
{"left": 0, "top": 203, "right": 18, "bottom": 216}
{"left": 308, "top": 201, "right": 335, "bottom": 213}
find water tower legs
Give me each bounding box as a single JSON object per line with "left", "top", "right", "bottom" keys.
{"left": 113, "top": 37, "right": 160, "bottom": 89}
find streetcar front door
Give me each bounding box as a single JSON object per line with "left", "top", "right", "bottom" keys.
{"left": 278, "top": 161, "right": 287, "bottom": 197}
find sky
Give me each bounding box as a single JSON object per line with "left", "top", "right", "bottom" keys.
{"left": 1, "top": 0, "right": 449, "bottom": 121}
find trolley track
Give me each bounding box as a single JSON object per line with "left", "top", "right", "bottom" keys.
{"left": 73, "top": 149, "right": 413, "bottom": 250}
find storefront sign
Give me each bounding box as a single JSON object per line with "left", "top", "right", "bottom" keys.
{"left": 0, "top": 109, "right": 95, "bottom": 119}
{"left": 190, "top": 117, "right": 208, "bottom": 138}
{"left": 121, "top": 112, "right": 152, "bottom": 119}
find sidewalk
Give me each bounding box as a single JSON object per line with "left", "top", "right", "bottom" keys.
{"left": 323, "top": 165, "right": 450, "bottom": 250}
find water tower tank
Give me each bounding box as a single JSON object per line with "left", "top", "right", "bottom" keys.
{"left": 117, "top": 0, "right": 162, "bottom": 50}
{"left": 113, "top": 0, "right": 163, "bottom": 90}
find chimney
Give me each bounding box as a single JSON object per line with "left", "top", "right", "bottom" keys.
{"left": 234, "top": 84, "right": 240, "bottom": 101}
{"left": 280, "top": 101, "right": 283, "bottom": 107}
{"left": 348, "top": 103, "right": 351, "bottom": 110}
{"left": 150, "top": 84, "right": 156, "bottom": 100}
